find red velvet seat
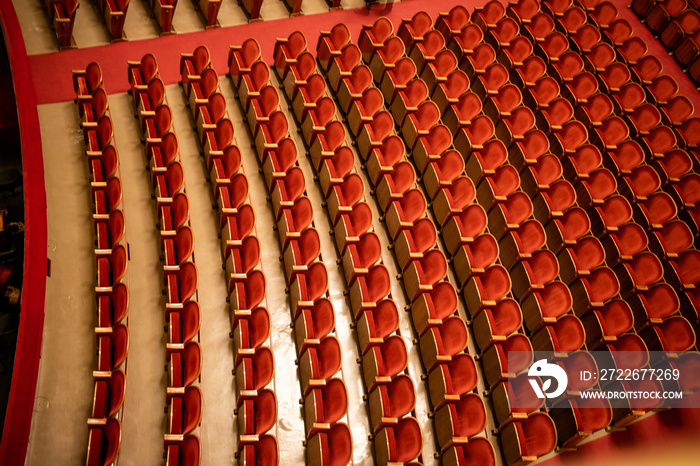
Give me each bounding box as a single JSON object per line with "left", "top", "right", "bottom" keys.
{"left": 661, "top": 96, "right": 695, "bottom": 129}
{"left": 432, "top": 71, "right": 471, "bottom": 118}
{"left": 309, "top": 120, "right": 346, "bottom": 171}
{"left": 661, "top": 8, "right": 700, "bottom": 50}
{"left": 571, "top": 24, "right": 602, "bottom": 54}
{"left": 290, "top": 73, "right": 326, "bottom": 122}
{"left": 379, "top": 58, "right": 416, "bottom": 106}
{"left": 561, "top": 72, "right": 599, "bottom": 107}
{"left": 358, "top": 17, "right": 394, "bottom": 64}
{"left": 537, "top": 97, "right": 574, "bottom": 135}
{"left": 459, "top": 43, "right": 497, "bottom": 81}
{"left": 476, "top": 164, "right": 520, "bottom": 212}
{"left": 612, "top": 82, "right": 647, "bottom": 116}
{"left": 598, "top": 62, "right": 632, "bottom": 94}
{"left": 488, "top": 192, "right": 534, "bottom": 240}
{"left": 95, "top": 323, "right": 129, "bottom": 376}
{"left": 649, "top": 220, "right": 693, "bottom": 260}
{"left": 273, "top": 30, "right": 308, "bottom": 78}
{"left": 419, "top": 316, "right": 468, "bottom": 372}
{"left": 370, "top": 36, "right": 406, "bottom": 85}
{"left": 614, "top": 251, "right": 664, "bottom": 298}
{"left": 236, "top": 388, "right": 277, "bottom": 444}
{"left": 472, "top": 298, "right": 523, "bottom": 351}
{"left": 523, "top": 13, "right": 556, "bottom": 43}
{"left": 557, "top": 235, "right": 605, "bottom": 284}
{"left": 454, "top": 116, "right": 496, "bottom": 160}
{"left": 434, "top": 394, "right": 487, "bottom": 453}
{"left": 589, "top": 195, "right": 633, "bottom": 237}
{"left": 619, "top": 37, "right": 648, "bottom": 66}
{"left": 325, "top": 173, "right": 364, "bottom": 225}
{"left": 161, "top": 225, "right": 194, "bottom": 272}
{"left": 281, "top": 52, "right": 317, "bottom": 100}
{"left": 86, "top": 417, "right": 122, "bottom": 466}
{"left": 374, "top": 417, "right": 423, "bottom": 465}
{"left": 349, "top": 264, "right": 391, "bottom": 320}
{"left": 166, "top": 385, "right": 202, "bottom": 438}
{"left": 280, "top": 227, "right": 319, "bottom": 282}
{"left": 523, "top": 76, "right": 560, "bottom": 111}
{"left": 234, "top": 346, "right": 274, "bottom": 400}
{"left": 510, "top": 250, "right": 560, "bottom": 299}
{"left": 228, "top": 39, "right": 260, "bottom": 88}
{"left": 428, "top": 355, "right": 479, "bottom": 412}
{"left": 398, "top": 10, "right": 433, "bottom": 50}
{"left": 306, "top": 422, "right": 352, "bottom": 466}
{"left": 355, "top": 298, "right": 399, "bottom": 356}
{"left": 498, "top": 35, "right": 534, "bottom": 70}
{"left": 318, "top": 23, "right": 351, "bottom": 72}
{"left": 631, "top": 55, "right": 663, "bottom": 86}
{"left": 486, "top": 84, "right": 524, "bottom": 125}
{"left": 550, "top": 398, "right": 612, "bottom": 448}
{"left": 95, "top": 280, "right": 129, "bottom": 330}
{"left": 422, "top": 49, "right": 460, "bottom": 94}
{"left": 51, "top": 0, "right": 79, "bottom": 50}
{"left": 521, "top": 280, "right": 573, "bottom": 331}
{"left": 631, "top": 283, "right": 680, "bottom": 331}
{"left": 474, "top": 0, "right": 506, "bottom": 30}
{"left": 421, "top": 148, "right": 464, "bottom": 201}
{"left": 496, "top": 107, "right": 536, "bottom": 146}
{"left": 389, "top": 79, "right": 428, "bottom": 128}
{"left": 81, "top": 88, "right": 110, "bottom": 130}
{"left": 561, "top": 145, "right": 602, "bottom": 184}
{"left": 600, "top": 222, "right": 647, "bottom": 270}
{"left": 186, "top": 67, "right": 219, "bottom": 119}
{"left": 498, "top": 218, "right": 547, "bottom": 270}
{"left": 472, "top": 63, "right": 510, "bottom": 101}
{"left": 347, "top": 88, "right": 384, "bottom": 137}
{"left": 485, "top": 17, "right": 520, "bottom": 51}
{"left": 401, "top": 249, "right": 448, "bottom": 301}
{"left": 521, "top": 154, "right": 563, "bottom": 197}
{"left": 441, "top": 204, "right": 488, "bottom": 256}
{"left": 229, "top": 270, "right": 265, "bottom": 314}
{"left": 463, "top": 264, "right": 512, "bottom": 315}
{"left": 195, "top": 92, "right": 228, "bottom": 147}
{"left": 466, "top": 140, "right": 509, "bottom": 187}
{"left": 298, "top": 335, "right": 342, "bottom": 395}
{"left": 332, "top": 201, "right": 373, "bottom": 253}
{"left": 361, "top": 334, "right": 407, "bottom": 392}
{"left": 409, "top": 281, "right": 458, "bottom": 338}
{"left": 437, "top": 5, "right": 471, "bottom": 40}
{"left": 74, "top": 61, "right": 104, "bottom": 102}
{"left": 452, "top": 233, "right": 499, "bottom": 287}
{"left": 619, "top": 164, "right": 661, "bottom": 202}
{"left": 665, "top": 248, "right": 700, "bottom": 292}
{"left": 590, "top": 116, "right": 630, "bottom": 154}
{"left": 408, "top": 30, "right": 444, "bottom": 75}
{"left": 633, "top": 191, "right": 677, "bottom": 230}
{"left": 582, "top": 299, "right": 634, "bottom": 348}
{"left": 340, "top": 231, "right": 381, "bottom": 285}
{"left": 481, "top": 333, "right": 533, "bottom": 388}
{"left": 448, "top": 23, "right": 485, "bottom": 58}
{"left": 384, "top": 189, "right": 427, "bottom": 240}
{"left": 584, "top": 41, "right": 617, "bottom": 72}
{"left": 507, "top": 128, "right": 549, "bottom": 170}
{"left": 545, "top": 207, "right": 591, "bottom": 253}
{"left": 368, "top": 374, "right": 415, "bottom": 434}
{"left": 558, "top": 6, "right": 588, "bottom": 35}
{"left": 432, "top": 177, "right": 476, "bottom": 227}
{"left": 84, "top": 115, "right": 114, "bottom": 155}
{"left": 604, "top": 140, "right": 644, "bottom": 177}
{"left": 300, "top": 97, "right": 336, "bottom": 147}
{"left": 501, "top": 412, "right": 557, "bottom": 465}
{"left": 327, "top": 44, "right": 362, "bottom": 93}
{"left": 365, "top": 136, "right": 405, "bottom": 188}
{"left": 294, "top": 298, "right": 335, "bottom": 355}
{"left": 534, "top": 31, "right": 569, "bottom": 64}
{"left": 375, "top": 162, "right": 415, "bottom": 213}
{"left": 259, "top": 139, "right": 296, "bottom": 192}
{"left": 510, "top": 55, "right": 547, "bottom": 89}
{"left": 646, "top": 0, "right": 688, "bottom": 34}
{"left": 89, "top": 369, "right": 126, "bottom": 422}
{"left": 571, "top": 265, "right": 620, "bottom": 316}
{"left": 165, "top": 434, "right": 200, "bottom": 466}
{"left": 303, "top": 378, "right": 348, "bottom": 438}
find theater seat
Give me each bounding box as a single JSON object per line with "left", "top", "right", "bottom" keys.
{"left": 332, "top": 201, "right": 373, "bottom": 253}
{"left": 306, "top": 422, "right": 352, "bottom": 466}
{"left": 551, "top": 398, "right": 612, "bottom": 448}
{"left": 582, "top": 299, "right": 634, "bottom": 349}
{"left": 557, "top": 235, "right": 605, "bottom": 284}
{"left": 472, "top": 298, "right": 523, "bottom": 351}
{"left": 89, "top": 369, "right": 126, "bottom": 422}
{"left": 273, "top": 31, "right": 308, "bottom": 79}
{"left": 228, "top": 39, "right": 260, "bottom": 88}
{"left": 166, "top": 386, "right": 202, "bottom": 439}
{"left": 374, "top": 416, "right": 423, "bottom": 466}
{"left": 398, "top": 10, "right": 433, "bottom": 50}
{"left": 348, "top": 264, "right": 391, "bottom": 321}
{"left": 630, "top": 283, "right": 680, "bottom": 332}
{"left": 521, "top": 280, "right": 573, "bottom": 332}
{"left": 326, "top": 174, "right": 364, "bottom": 225}
{"left": 355, "top": 298, "right": 399, "bottom": 355}
{"left": 318, "top": 23, "right": 351, "bottom": 72}
{"left": 501, "top": 412, "right": 556, "bottom": 465}
{"left": 488, "top": 192, "right": 534, "bottom": 240}
{"left": 161, "top": 225, "right": 194, "bottom": 271}
{"left": 341, "top": 231, "right": 381, "bottom": 285}
{"left": 299, "top": 335, "right": 342, "bottom": 396}
{"left": 165, "top": 434, "right": 200, "bottom": 466}
{"left": 463, "top": 264, "right": 512, "bottom": 317}
{"left": 229, "top": 270, "right": 265, "bottom": 313}
{"left": 327, "top": 44, "right": 362, "bottom": 93}
{"left": 358, "top": 17, "right": 394, "bottom": 64}
{"left": 237, "top": 389, "right": 276, "bottom": 445}
{"left": 86, "top": 417, "right": 122, "bottom": 466}
{"left": 294, "top": 298, "right": 335, "bottom": 355}
{"left": 361, "top": 334, "right": 407, "bottom": 392}
{"left": 380, "top": 58, "right": 416, "bottom": 106}
{"left": 452, "top": 234, "right": 500, "bottom": 287}
{"left": 498, "top": 219, "right": 546, "bottom": 270}
{"left": 419, "top": 316, "right": 469, "bottom": 372}
{"left": 571, "top": 266, "right": 620, "bottom": 316}
{"left": 289, "top": 262, "right": 328, "bottom": 318}
{"left": 270, "top": 168, "right": 305, "bottom": 221}
{"left": 234, "top": 346, "right": 274, "bottom": 402}
{"left": 309, "top": 121, "right": 345, "bottom": 171}
{"left": 347, "top": 88, "right": 384, "bottom": 137}
{"left": 434, "top": 393, "right": 487, "bottom": 453}
{"left": 303, "top": 378, "right": 348, "bottom": 438}
{"left": 231, "top": 304, "right": 269, "bottom": 370}
{"left": 368, "top": 374, "right": 415, "bottom": 433}
{"left": 481, "top": 334, "right": 533, "bottom": 388}
{"left": 410, "top": 281, "right": 458, "bottom": 336}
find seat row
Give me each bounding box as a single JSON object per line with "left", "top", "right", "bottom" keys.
{"left": 128, "top": 53, "right": 204, "bottom": 466}
{"left": 177, "top": 46, "right": 281, "bottom": 465}
{"left": 274, "top": 30, "right": 429, "bottom": 465}
{"left": 360, "top": 12, "right": 569, "bottom": 463}
{"left": 73, "top": 62, "right": 129, "bottom": 466}
{"left": 348, "top": 16, "right": 511, "bottom": 464}
{"left": 230, "top": 40, "right": 353, "bottom": 464}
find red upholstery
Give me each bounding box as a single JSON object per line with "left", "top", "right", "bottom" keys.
{"left": 318, "top": 24, "right": 351, "bottom": 71}
{"left": 410, "top": 281, "right": 458, "bottom": 336}
{"left": 434, "top": 393, "right": 487, "bottom": 451}
{"left": 572, "top": 266, "right": 620, "bottom": 315}
{"left": 522, "top": 280, "right": 573, "bottom": 331}
{"left": 398, "top": 10, "right": 433, "bottom": 49}
{"left": 86, "top": 418, "right": 121, "bottom": 466}
{"left": 306, "top": 422, "right": 352, "bottom": 466}
{"left": 375, "top": 417, "right": 423, "bottom": 464}
{"left": 228, "top": 40, "right": 260, "bottom": 87}
{"left": 501, "top": 412, "right": 556, "bottom": 465}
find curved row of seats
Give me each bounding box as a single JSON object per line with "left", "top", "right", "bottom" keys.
{"left": 127, "top": 53, "right": 204, "bottom": 466}
{"left": 336, "top": 15, "right": 506, "bottom": 464}
{"left": 73, "top": 61, "right": 129, "bottom": 466}
{"left": 229, "top": 37, "right": 350, "bottom": 464}
{"left": 357, "top": 11, "right": 559, "bottom": 464}
{"left": 177, "top": 45, "right": 281, "bottom": 465}
{"left": 274, "top": 29, "right": 425, "bottom": 464}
